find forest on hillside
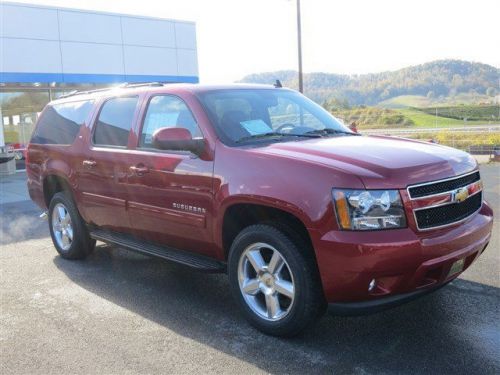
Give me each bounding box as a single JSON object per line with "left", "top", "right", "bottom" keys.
{"left": 239, "top": 60, "right": 499, "bottom": 106}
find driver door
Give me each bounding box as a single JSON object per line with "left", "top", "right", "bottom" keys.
{"left": 124, "top": 94, "right": 216, "bottom": 257}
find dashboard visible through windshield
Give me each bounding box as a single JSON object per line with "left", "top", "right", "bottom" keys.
{"left": 196, "top": 88, "right": 355, "bottom": 145}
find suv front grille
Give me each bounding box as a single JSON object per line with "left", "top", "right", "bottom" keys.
{"left": 408, "top": 171, "right": 480, "bottom": 198}
{"left": 414, "top": 191, "right": 482, "bottom": 230}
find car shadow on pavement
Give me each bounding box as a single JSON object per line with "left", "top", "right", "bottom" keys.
{"left": 54, "top": 243, "right": 500, "bottom": 374}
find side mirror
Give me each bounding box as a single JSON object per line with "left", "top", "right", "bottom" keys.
{"left": 152, "top": 127, "right": 205, "bottom": 156}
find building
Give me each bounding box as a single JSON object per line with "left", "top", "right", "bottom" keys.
{"left": 0, "top": 1, "right": 199, "bottom": 173}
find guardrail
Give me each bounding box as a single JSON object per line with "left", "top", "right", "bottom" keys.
{"left": 467, "top": 145, "right": 499, "bottom": 156}
{"left": 362, "top": 124, "right": 500, "bottom": 134}
{"left": 361, "top": 125, "right": 500, "bottom": 152}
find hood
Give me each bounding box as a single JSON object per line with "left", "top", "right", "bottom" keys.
{"left": 252, "top": 135, "right": 477, "bottom": 189}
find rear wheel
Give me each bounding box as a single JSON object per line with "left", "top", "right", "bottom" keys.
{"left": 48, "top": 192, "right": 95, "bottom": 260}
{"left": 228, "top": 224, "right": 325, "bottom": 337}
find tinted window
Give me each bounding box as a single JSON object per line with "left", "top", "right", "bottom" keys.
{"left": 93, "top": 97, "right": 138, "bottom": 147}
{"left": 31, "top": 100, "right": 94, "bottom": 144}
{"left": 140, "top": 95, "right": 202, "bottom": 147}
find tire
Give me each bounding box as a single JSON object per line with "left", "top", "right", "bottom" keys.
{"left": 48, "top": 191, "right": 95, "bottom": 260}
{"left": 228, "top": 224, "right": 325, "bottom": 337}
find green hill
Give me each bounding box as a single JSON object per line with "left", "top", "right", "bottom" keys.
{"left": 239, "top": 60, "right": 499, "bottom": 106}
{"left": 379, "top": 93, "right": 494, "bottom": 108}
{"left": 413, "top": 105, "right": 499, "bottom": 121}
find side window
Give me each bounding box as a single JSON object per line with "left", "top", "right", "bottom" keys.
{"left": 31, "top": 100, "right": 94, "bottom": 145}
{"left": 93, "top": 96, "right": 139, "bottom": 147}
{"left": 140, "top": 95, "right": 202, "bottom": 148}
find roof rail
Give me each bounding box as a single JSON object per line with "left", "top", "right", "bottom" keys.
{"left": 57, "top": 90, "right": 79, "bottom": 99}
{"left": 56, "top": 82, "right": 165, "bottom": 99}
{"left": 57, "top": 87, "right": 114, "bottom": 99}
{"left": 118, "top": 82, "right": 164, "bottom": 88}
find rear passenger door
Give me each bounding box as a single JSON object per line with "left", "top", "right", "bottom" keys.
{"left": 77, "top": 96, "right": 140, "bottom": 232}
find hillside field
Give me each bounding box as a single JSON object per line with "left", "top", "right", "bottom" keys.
{"left": 414, "top": 105, "right": 499, "bottom": 121}
{"left": 329, "top": 106, "right": 494, "bottom": 129}
{"left": 378, "top": 93, "right": 495, "bottom": 109}
{"left": 398, "top": 109, "right": 487, "bottom": 128}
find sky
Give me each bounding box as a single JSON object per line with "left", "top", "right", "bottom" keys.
{"left": 7, "top": 0, "right": 500, "bottom": 83}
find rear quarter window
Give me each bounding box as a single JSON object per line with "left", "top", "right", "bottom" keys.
{"left": 30, "top": 100, "right": 94, "bottom": 145}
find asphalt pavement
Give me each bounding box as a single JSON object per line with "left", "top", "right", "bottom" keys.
{"left": 1, "top": 165, "right": 499, "bottom": 374}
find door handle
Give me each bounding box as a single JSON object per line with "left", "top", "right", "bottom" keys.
{"left": 130, "top": 165, "right": 149, "bottom": 176}
{"left": 83, "top": 160, "right": 97, "bottom": 168}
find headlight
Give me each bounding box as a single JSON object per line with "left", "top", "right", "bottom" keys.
{"left": 332, "top": 189, "right": 406, "bottom": 230}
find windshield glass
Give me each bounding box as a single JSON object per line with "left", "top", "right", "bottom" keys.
{"left": 196, "top": 89, "right": 353, "bottom": 145}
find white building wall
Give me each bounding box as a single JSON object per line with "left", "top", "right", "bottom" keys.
{"left": 0, "top": 2, "right": 199, "bottom": 83}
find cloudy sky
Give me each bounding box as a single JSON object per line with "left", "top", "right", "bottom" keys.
{"left": 8, "top": 0, "right": 500, "bottom": 83}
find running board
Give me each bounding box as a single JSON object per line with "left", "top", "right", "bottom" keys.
{"left": 90, "top": 229, "right": 226, "bottom": 273}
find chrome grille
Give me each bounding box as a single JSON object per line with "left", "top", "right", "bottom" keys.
{"left": 408, "top": 171, "right": 480, "bottom": 198}
{"left": 414, "top": 192, "right": 482, "bottom": 230}
{"left": 408, "top": 170, "right": 483, "bottom": 231}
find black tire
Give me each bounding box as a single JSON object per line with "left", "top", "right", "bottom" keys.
{"left": 48, "top": 191, "right": 95, "bottom": 260}
{"left": 228, "top": 224, "right": 325, "bottom": 337}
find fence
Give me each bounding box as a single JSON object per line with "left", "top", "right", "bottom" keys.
{"left": 361, "top": 126, "right": 500, "bottom": 153}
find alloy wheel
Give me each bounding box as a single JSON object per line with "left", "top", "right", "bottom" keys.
{"left": 51, "top": 203, "right": 73, "bottom": 251}
{"left": 238, "top": 242, "right": 295, "bottom": 321}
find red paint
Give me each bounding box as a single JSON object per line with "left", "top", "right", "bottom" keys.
{"left": 26, "top": 84, "right": 494, "bottom": 304}
{"left": 153, "top": 127, "right": 192, "bottom": 142}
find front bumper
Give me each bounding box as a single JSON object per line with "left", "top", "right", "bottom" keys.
{"left": 309, "top": 201, "right": 493, "bottom": 305}
{"left": 329, "top": 280, "right": 451, "bottom": 316}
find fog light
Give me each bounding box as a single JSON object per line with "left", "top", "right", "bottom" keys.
{"left": 368, "top": 279, "right": 376, "bottom": 292}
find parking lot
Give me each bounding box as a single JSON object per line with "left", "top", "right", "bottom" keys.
{"left": 1, "top": 165, "right": 499, "bottom": 374}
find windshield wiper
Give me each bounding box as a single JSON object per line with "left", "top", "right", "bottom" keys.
{"left": 304, "top": 128, "right": 359, "bottom": 137}
{"left": 235, "top": 132, "right": 321, "bottom": 144}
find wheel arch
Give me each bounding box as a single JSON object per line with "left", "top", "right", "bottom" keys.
{"left": 219, "top": 199, "right": 316, "bottom": 262}
{"left": 42, "top": 174, "right": 75, "bottom": 208}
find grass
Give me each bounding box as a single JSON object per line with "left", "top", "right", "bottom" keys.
{"left": 378, "top": 93, "right": 495, "bottom": 109}
{"left": 378, "top": 95, "right": 433, "bottom": 108}
{"left": 397, "top": 109, "right": 488, "bottom": 128}
{"left": 330, "top": 106, "right": 491, "bottom": 130}
{"left": 414, "top": 105, "right": 499, "bottom": 121}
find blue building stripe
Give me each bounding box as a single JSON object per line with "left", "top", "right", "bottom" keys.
{"left": 0, "top": 72, "right": 64, "bottom": 83}
{"left": 0, "top": 72, "right": 199, "bottom": 84}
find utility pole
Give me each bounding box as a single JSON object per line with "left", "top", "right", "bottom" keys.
{"left": 296, "top": 0, "right": 303, "bottom": 93}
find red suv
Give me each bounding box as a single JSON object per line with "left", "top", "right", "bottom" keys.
{"left": 27, "top": 83, "right": 493, "bottom": 336}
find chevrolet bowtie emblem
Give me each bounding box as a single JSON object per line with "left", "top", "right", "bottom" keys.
{"left": 452, "top": 187, "right": 469, "bottom": 203}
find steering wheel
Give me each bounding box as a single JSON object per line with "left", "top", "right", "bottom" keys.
{"left": 275, "top": 123, "right": 295, "bottom": 133}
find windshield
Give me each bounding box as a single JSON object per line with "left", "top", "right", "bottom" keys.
{"left": 196, "top": 89, "right": 354, "bottom": 145}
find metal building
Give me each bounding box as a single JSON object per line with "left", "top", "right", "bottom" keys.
{"left": 0, "top": 1, "right": 199, "bottom": 173}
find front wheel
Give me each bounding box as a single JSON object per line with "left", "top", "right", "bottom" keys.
{"left": 228, "top": 224, "right": 325, "bottom": 337}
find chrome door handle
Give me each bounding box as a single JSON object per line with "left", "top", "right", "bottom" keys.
{"left": 130, "top": 165, "right": 149, "bottom": 175}
{"left": 83, "top": 160, "right": 97, "bottom": 168}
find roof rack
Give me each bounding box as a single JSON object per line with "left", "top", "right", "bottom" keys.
{"left": 57, "top": 82, "right": 165, "bottom": 99}
{"left": 118, "top": 82, "right": 164, "bottom": 88}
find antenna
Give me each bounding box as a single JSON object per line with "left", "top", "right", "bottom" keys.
{"left": 274, "top": 80, "right": 283, "bottom": 88}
